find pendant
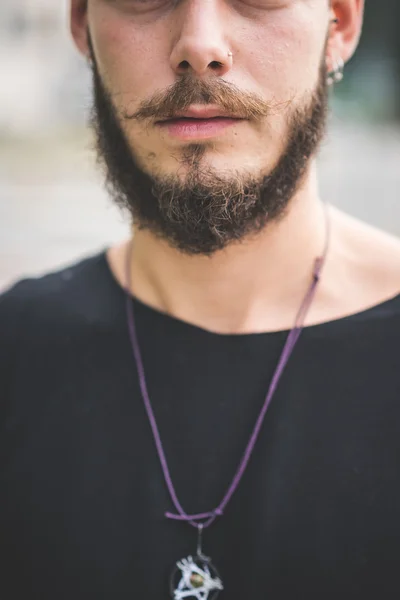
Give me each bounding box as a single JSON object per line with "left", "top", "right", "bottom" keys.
{"left": 170, "top": 525, "right": 224, "bottom": 600}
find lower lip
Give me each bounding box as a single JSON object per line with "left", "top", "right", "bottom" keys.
{"left": 156, "top": 117, "right": 243, "bottom": 140}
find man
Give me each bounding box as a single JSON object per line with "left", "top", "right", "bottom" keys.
{"left": 1, "top": 0, "right": 400, "bottom": 598}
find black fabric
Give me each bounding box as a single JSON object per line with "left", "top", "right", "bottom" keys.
{"left": 1, "top": 251, "right": 400, "bottom": 600}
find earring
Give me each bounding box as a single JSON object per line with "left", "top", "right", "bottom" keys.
{"left": 327, "top": 57, "right": 344, "bottom": 86}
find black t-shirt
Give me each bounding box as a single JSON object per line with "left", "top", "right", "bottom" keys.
{"left": 1, "top": 251, "right": 400, "bottom": 600}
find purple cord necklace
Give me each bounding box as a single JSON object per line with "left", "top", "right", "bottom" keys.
{"left": 125, "top": 207, "right": 330, "bottom": 600}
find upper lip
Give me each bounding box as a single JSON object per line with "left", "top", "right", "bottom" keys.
{"left": 159, "top": 106, "right": 245, "bottom": 121}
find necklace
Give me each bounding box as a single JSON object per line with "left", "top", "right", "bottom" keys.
{"left": 125, "top": 208, "right": 330, "bottom": 599}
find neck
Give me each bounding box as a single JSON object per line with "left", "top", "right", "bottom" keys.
{"left": 127, "top": 161, "right": 329, "bottom": 334}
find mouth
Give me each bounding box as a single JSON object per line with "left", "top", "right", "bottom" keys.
{"left": 156, "top": 117, "right": 244, "bottom": 141}
{"left": 154, "top": 105, "right": 247, "bottom": 140}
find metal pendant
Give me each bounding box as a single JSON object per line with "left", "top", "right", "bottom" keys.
{"left": 170, "top": 525, "right": 224, "bottom": 600}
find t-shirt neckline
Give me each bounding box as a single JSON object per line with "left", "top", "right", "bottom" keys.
{"left": 99, "top": 249, "right": 400, "bottom": 340}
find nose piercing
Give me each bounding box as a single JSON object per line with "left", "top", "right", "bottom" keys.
{"left": 227, "top": 51, "right": 233, "bottom": 58}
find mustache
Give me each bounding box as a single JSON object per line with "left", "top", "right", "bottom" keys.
{"left": 123, "top": 74, "right": 291, "bottom": 122}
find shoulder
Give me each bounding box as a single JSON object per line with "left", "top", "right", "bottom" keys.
{"left": 0, "top": 251, "right": 120, "bottom": 426}
{"left": 0, "top": 251, "right": 112, "bottom": 342}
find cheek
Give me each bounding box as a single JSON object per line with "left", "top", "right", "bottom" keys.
{"left": 89, "top": 10, "right": 163, "bottom": 102}
{"left": 244, "top": 15, "right": 325, "bottom": 101}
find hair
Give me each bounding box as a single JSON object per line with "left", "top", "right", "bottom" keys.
{"left": 88, "top": 31, "right": 331, "bottom": 255}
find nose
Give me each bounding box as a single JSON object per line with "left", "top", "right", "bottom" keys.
{"left": 170, "top": 1, "right": 233, "bottom": 78}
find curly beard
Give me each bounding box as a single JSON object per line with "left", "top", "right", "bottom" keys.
{"left": 89, "top": 41, "right": 330, "bottom": 256}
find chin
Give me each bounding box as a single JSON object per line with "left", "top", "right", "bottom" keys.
{"left": 178, "top": 148, "right": 266, "bottom": 175}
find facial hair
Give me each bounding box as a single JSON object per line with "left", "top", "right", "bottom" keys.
{"left": 89, "top": 42, "right": 330, "bottom": 256}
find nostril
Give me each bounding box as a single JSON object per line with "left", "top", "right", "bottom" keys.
{"left": 178, "top": 60, "right": 190, "bottom": 70}
{"left": 210, "top": 61, "right": 223, "bottom": 69}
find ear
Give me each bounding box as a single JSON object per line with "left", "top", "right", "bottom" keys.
{"left": 328, "top": 0, "right": 365, "bottom": 67}
{"left": 70, "top": 0, "right": 90, "bottom": 59}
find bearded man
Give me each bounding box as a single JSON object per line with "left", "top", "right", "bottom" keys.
{"left": 1, "top": 1, "right": 400, "bottom": 599}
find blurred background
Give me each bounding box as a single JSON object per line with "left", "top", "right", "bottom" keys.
{"left": 0, "top": 0, "right": 399, "bottom": 290}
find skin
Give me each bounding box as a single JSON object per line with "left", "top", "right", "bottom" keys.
{"left": 72, "top": 0, "right": 350, "bottom": 178}
{"left": 70, "top": 0, "right": 400, "bottom": 334}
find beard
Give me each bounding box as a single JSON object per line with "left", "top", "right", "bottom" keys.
{"left": 89, "top": 42, "right": 330, "bottom": 256}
